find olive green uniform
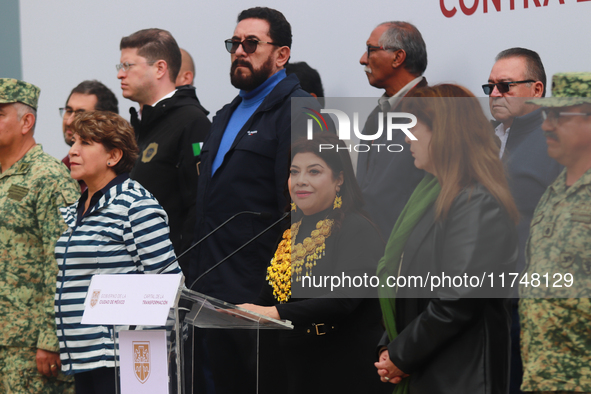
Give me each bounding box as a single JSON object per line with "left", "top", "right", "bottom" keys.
{"left": 0, "top": 145, "right": 79, "bottom": 393}
{"left": 520, "top": 169, "right": 591, "bottom": 392}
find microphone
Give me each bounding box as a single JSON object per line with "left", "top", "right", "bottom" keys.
{"left": 156, "top": 211, "right": 270, "bottom": 274}
{"left": 188, "top": 211, "right": 290, "bottom": 290}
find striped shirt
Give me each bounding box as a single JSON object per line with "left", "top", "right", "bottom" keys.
{"left": 54, "top": 177, "right": 181, "bottom": 374}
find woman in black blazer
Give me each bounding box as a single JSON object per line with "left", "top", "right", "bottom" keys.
{"left": 375, "top": 84, "right": 519, "bottom": 394}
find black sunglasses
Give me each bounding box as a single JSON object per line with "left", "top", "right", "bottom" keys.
{"left": 224, "top": 39, "right": 280, "bottom": 54}
{"left": 482, "top": 80, "right": 536, "bottom": 95}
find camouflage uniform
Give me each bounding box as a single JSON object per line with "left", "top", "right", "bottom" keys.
{"left": 0, "top": 145, "right": 79, "bottom": 393}
{"left": 519, "top": 167, "right": 591, "bottom": 392}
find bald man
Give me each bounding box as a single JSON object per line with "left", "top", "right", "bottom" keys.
{"left": 176, "top": 48, "right": 195, "bottom": 86}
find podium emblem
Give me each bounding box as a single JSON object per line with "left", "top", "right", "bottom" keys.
{"left": 90, "top": 290, "right": 101, "bottom": 308}
{"left": 133, "top": 342, "right": 151, "bottom": 384}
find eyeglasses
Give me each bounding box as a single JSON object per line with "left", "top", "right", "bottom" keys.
{"left": 366, "top": 44, "right": 398, "bottom": 57}
{"left": 115, "top": 61, "right": 154, "bottom": 72}
{"left": 224, "top": 39, "right": 280, "bottom": 54}
{"left": 59, "top": 108, "right": 86, "bottom": 118}
{"left": 541, "top": 108, "right": 591, "bottom": 126}
{"left": 482, "top": 80, "right": 536, "bottom": 95}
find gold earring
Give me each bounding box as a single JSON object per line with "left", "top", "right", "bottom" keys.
{"left": 333, "top": 193, "right": 342, "bottom": 210}
{"left": 291, "top": 202, "right": 297, "bottom": 212}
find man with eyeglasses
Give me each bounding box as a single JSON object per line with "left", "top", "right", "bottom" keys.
{"left": 59, "top": 80, "right": 118, "bottom": 193}
{"left": 117, "top": 28, "right": 211, "bottom": 259}
{"left": 187, "top": 7, "right": 323, "bottom": 394}
{"left": 484, "top": 47, "right": 563, "bottom": 394}
{"left": 356, "top": 21, "right": 428, "bottom": 240}
{"left": 519, "top": 72, "right": 591, "bottom": 394}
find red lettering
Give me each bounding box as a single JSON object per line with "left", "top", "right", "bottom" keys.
{"left": 440, "top": 0, "right": 457, "bottom": 17}
{"left": 524, "top": 0, "right": 542, "bottom": 8}
{"left": 510, "top": 0, "right": 515, "bottom": 9}
{"left": 484, "top": 0, "right": 501, "bottom": 12}
{"left": 460, "top": 0, "right": 479, "bottom": 14}
{"left": 578, "top": 0, "right": 591, "bottom": 2}
{"left": 543, "top": 0, "right": 565, "bottom": 4}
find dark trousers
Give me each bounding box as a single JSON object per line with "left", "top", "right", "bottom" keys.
{"left": 74, "top": 367, "right": 117, "bottom": 394}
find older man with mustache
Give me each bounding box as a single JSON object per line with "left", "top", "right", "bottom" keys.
{"left": 356, "top": 21, "right": 428, "bottom": 240}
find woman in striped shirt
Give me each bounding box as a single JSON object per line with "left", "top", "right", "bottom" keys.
{"left": 54, "top": 111, "right": 181, "bottom": 394}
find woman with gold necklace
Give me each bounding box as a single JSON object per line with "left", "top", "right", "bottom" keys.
{"left": 240, "top": 132, "right": 390, "bottom": 393}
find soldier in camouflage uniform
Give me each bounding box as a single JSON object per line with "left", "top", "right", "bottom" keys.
{"left": 520, "top": 72, "right": 591, "bottom": 393}
{"left": 0, "top": 78, "right": 79, "bottom": 393}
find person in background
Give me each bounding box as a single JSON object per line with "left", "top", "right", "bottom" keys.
{"left": 285, "top": 61, "right": 325, "bottom": 107}
{"left": 483, "top": 47, "right": 563, "bottom": 394}
{"left": 60, "top": 80, "right": 119, "bottom": 193}
{"left": 0, "top": 78, "right": 79, "bottom": 393}
{"left": 519, "top": 72, "right": 591, "bottom": 394}
{"left": 117, "top": 28, "right": 211, "bottom": 259}
{"left": 54, "top": 111, "right": 181, "bottom": 394}
{"left": 176, "top": 48, "right": 196, "bottom": 87}
{"left": 376, "top": 84, "right": 518, "bottom": 393}
{"left": 356, "top": 21, "right": 428, "bottom": 240}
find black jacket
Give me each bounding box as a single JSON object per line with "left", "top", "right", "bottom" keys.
{"left": 382, "top": 184, "right": 518, "bottom": 394}
{"left": 188, "top": 74, "right": 322, "bottom": 303}
{"left": 130, "top": 86, "right": 211, "bottom": 258}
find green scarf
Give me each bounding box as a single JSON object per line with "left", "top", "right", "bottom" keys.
{"left": 377, "top": 173, "right": 440, "bottom": 394}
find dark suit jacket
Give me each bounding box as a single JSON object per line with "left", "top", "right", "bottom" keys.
{"left": 381, "top": 184, "right": 518, "bottom": 394}
{"left": 356, "top": 78, "right": 428, "bottom": 240}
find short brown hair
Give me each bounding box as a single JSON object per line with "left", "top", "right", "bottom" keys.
{"left": 71, "top": 111, "right": 138, "bottom": 174}
{"left": 120, "top": 28, "right": 181, "bottom": 83}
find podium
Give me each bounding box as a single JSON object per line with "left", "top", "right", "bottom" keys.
{"left": 82, "top": 274, "right": 293, "bottom": 394}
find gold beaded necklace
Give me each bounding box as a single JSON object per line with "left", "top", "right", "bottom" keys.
{"left": 267, "top": 218, "right": 334, "bottom": 303}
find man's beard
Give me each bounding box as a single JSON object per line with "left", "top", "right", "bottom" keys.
{"left": 230, "top": 57, "right": 274, "bottom": 91}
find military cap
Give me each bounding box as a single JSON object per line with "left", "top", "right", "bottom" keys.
{"left": 528, "top": 72, "right": 591, "bottom": 107}
{"left": 0, "top": 78, "right": 40, "bottom": 110}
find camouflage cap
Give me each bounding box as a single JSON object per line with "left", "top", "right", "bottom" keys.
{"left": 528, "top": 72, "right": 591, "bottom": 107}
{"left": 0, "top": 78, "right": 41, "bottom": 110}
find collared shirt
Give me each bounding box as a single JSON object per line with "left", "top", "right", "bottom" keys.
{"left": 137, "top": 89, "right": 177, "bottom": 120}
{"left": 494, "top": 122, "right": 510, "bottom": 158}
{"left": 76, "top": 173, "right": 129, "bottom": 226}
{"left": 519, "top": 168, "right": 591, "bottom": 392}
{"left": 378, "top": 75, "right": 425, "bottom": 111}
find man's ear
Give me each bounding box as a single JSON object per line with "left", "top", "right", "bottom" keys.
{"left": 391, "top": 49, "right": 407, "bottom": 69}
{"left": 533, "top": 81, "right": 544, "bottom": 98}
{"left": 275, "top": 46, "right": 291, "bottom": 68}
{"left": 154, "top": 60, "right": 168, "bottom": 81}
{"left": 20, "top": 112, "right": 35, "bottom": 135}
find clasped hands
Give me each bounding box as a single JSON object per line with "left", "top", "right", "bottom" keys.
{"left": 375, "top": 349, "right": 409, "bottom": 384}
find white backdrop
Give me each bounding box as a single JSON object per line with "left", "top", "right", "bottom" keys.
{"left": 19, "top": 0, "right": 591, "bottom": 160}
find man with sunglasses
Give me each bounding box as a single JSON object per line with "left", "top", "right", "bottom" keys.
{"left": 117, "top": 28, "right": 211, "bottom": 259}
{"left": 484, "top": 48, "right": 563, "bottom": 394}
{"left": 356, "top": 21, "right": 428, "bottom": 240}
{"left": 519, "top": 72, "right": 591, "bottom": 394}
{"left": 187, "top": 7, "right": 323, "bottom": 394}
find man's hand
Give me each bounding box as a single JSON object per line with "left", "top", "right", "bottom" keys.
{"left": 375, "top": 349, "right": 409, "bottom": 384}
{"left": 36, "top": 349, "right": 61, "bottom": 377}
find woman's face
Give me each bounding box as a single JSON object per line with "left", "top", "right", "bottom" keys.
{"left": 289, "top": 152, "right": 343, "bottom": 216}
{"left": 68, "top": 134, "right": 113, "bottom": 183}
{"left": 405, "top": 120, "right": 435, "bottom": 175}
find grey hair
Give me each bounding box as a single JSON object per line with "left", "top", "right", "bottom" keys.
{"left": 495, "top": 47, "right": 546, "bottom": 97}
{"left": 15, "top": 102, "right": 37, "bottom": 133}
{"left": 377, "top": 21, "right": 427, "bottom": 76}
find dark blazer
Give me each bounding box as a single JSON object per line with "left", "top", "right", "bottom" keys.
{"left": 382, "top": 184, "right": 518, "bottom": 394}
{"left": 188, "top": 74, "right": 323, "bottom": 303}
{"left": 356, "top": 78, "right": 428, "bottom": 240}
